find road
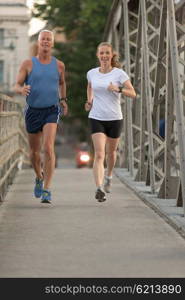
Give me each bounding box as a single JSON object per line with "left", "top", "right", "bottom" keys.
{"left": 0, "top": 155, "right": 185, "bottom": 278}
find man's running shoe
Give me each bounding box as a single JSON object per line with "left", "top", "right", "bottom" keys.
{"left": 41, "top": 190, "right": 51, "bottom": 204}
{"left": 34, "top": 177, "right": 43, "bottom": 198}
{"left": 104, "top": 176, "right": 112, "bottom": 193}
{"left": 95, "top": 188, "right": 106, "bottom": 202}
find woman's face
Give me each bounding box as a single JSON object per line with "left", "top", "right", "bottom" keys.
{"left": 97, "top": 45, "right": 113, "bottom": 67}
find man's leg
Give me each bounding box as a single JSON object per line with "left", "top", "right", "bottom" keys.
{"left": 28, "top": 131, "right": 43, "bottom": 179}
{"left": 42, "top": 123, "right": 57, "bottom": 190}
{"left": 28, "top": 131, "right": 44, "bottom": 198}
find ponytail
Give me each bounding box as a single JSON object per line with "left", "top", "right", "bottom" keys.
{"left": 111, "top": 52, "right": 121, "bottom": 68}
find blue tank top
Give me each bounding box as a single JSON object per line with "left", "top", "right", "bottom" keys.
{"left": 25, "top": 56, "right": 60, "bottom": 108}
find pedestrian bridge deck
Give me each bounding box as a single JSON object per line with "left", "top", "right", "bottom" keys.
{"left": 0, "top": 165, "right": 185, "bottom": 278}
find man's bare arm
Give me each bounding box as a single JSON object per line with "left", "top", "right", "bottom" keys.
{"left": 57, "top": 60, "right": 68, "bottom": 116}
{"left": 14, "top": 60, "right": 32, "bottom": 96}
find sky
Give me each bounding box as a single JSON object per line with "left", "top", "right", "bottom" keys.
{"left": 27, "top": 0, "right": 46, "bottom": 36}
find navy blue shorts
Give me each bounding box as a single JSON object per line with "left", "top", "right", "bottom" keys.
{"left": 88, "top": 118, "right": 123, "bottom": 138}
{"left": 25, "top": 105, "right": 61, "bottom": 134}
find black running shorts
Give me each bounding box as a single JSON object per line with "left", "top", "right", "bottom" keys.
{"left": 25, "top": 105, "right": 61, "bottom": 134}
{"left": 88, "top": 118, "right": 123, "bottom": 138}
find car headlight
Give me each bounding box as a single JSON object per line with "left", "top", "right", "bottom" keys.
{"left": 80, "top": 154, "right": 90, "bottom": 162}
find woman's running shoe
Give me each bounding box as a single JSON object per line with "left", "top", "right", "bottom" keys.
{"left": 95, "top": 188, "right": 106, "bottom": 202}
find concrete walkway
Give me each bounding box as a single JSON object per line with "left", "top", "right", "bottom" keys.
{"left": 0, "top": 165, "right": 185, "bottom": 278}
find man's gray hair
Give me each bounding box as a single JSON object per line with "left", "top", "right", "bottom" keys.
{"left": 38, "top": 30, "right": 54, "bottom": 42}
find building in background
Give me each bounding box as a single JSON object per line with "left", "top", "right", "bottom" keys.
{"left": 0, "top": 0, "right": 30, "bottom": 94}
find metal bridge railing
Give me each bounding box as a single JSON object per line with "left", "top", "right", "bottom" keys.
{"left": 0, "top": 93, "right": 30, "bottom": 202}
{"left": 104, "top": 0, "right": 185, "bottom": 216}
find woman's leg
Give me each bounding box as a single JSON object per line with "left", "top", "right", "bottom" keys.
{"left": 104, "top": 137, "right": 120, "bottom": 193}
{"left": 106, "top": 137, "right": 120, "bottom": 177}
{"left": 91, "top": 132, "right": 107, "bottom": 188}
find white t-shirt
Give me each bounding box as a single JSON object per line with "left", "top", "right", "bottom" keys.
{"left": 87, "top": 67, "right": 129, "bottom": 120}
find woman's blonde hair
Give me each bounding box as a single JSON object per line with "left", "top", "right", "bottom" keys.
{"left": 97, "top": 42, "right": 121, "bottom": 68}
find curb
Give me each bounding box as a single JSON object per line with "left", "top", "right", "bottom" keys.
{"left": 115, "top": 168, "right": 185, "bottom": 240}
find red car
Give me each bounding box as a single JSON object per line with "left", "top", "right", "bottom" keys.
{"left": 75, "top": 142, "right": 91, "bottom": 168}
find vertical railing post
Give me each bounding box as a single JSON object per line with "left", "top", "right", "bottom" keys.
{"left": 123, "top": 0, "right": 134, "bottom": 176}
{"left": 140, "top": 0, "right": 155, "bottom": 193}
{"left": 168, "top": 0, "right": 185, "bottom": 216}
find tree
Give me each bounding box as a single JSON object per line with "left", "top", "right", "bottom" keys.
{"left": 33, "top": 0, "right": 112, "bottom": 140}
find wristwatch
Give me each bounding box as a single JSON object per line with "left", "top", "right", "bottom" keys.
{"left": 118, "top": 86, "right": 123, "bottom": 93}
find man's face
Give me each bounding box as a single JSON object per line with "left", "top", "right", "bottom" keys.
{"left": 38, "top": 32, "right": 54, "bottom": 52}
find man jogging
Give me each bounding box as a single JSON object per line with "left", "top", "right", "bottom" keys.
{"left": 14, "top": 30, "right": 68, "bottom": 203}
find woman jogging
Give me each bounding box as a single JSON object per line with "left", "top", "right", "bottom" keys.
{"left": 85, "top": 42, "right": 136, "bottom": 202}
